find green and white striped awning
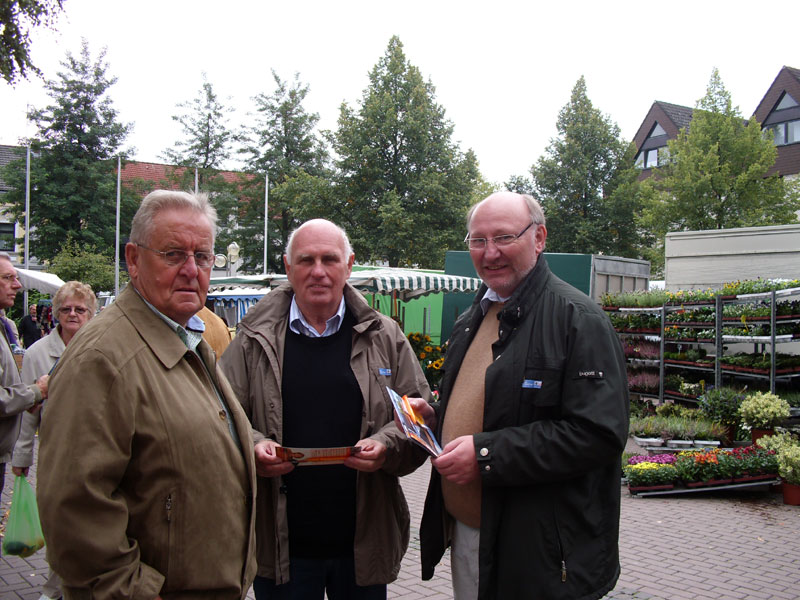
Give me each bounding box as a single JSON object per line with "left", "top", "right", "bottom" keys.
{"left": 209, "top": 267, "right": 482, "bottom": 301}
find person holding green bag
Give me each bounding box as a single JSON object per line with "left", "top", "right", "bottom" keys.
{"left": 0, "top": 252, "right": 49, "bottom": 545}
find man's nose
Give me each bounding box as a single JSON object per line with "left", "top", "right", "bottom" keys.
{"left": 179, "top": 254, "right": 200, "bottom": 277}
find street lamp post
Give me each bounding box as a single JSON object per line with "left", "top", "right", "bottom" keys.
{"left": 226, "top": 242, "right": 240, "bottom": 277}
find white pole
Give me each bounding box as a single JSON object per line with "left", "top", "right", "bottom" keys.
{"left": 264, "top": 173, "right": 269, "bottom": 275}
{"left": 23, "top": 145, "right": 31, "bottom": 309}
{"left": 115, "top": 155, "right": 121, "bottom": 298}
{"left": 195, "top": 167, "right": 199, "bottom": 193}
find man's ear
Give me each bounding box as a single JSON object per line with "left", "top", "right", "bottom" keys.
{"left": 125, "top": 243, "right": 140, "bottom": 281}
{"left": 346, "top": 253, "right": 355, "bottom": 276}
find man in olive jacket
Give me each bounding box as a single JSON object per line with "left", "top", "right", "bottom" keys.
{"left": 408, "top": 192, "right": 629, "bottom": 600}
{"left": 220, "top": 219, "right": 430, "bottom": 600}
{"left": 38, "top": 191, "right": 257, "bottom": 599}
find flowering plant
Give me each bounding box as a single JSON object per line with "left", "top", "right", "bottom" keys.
{"left": 675, "top": 450, "right": 726, "bottom": 483}
{"left": 738, "top": 392, "right": 790, "bottom": 429}
{"left": 727, "top": 445, "right": 778, "bottom": 477}
{"left": 406, "top": 333, "right": 446, "bottom": 390}
{"left": 627, "top": 454, "right": 676, "bottom": 465}
{"left": 777, "top": 445, "right": 800, "bottom": 485}
{"left": 624, "top": 462, "right": 678, "bottom": 487}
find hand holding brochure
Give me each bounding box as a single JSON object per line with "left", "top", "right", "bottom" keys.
{"left": 274, "top": 445, "right": 361, "bottom": 466}
{"left": 387, "top": 387, "right": 442, "bottom": 456}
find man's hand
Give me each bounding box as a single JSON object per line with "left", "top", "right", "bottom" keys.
{"left": 11, "top": 466, "right": 29, "bottom": 477}
{"left": 254, "top": 439, "right": 295, "bottom": 477}
{"left": 343, "top": 438, "right": 386, "bottom": 472}
{"left": 35, "top": 374, "right": 49, "bottom": 399}
{"left": 394, "top": 396, "right": 437, "bottom": 431}
{"left": 432, "top": 435, "right": 479, "bottom": 485}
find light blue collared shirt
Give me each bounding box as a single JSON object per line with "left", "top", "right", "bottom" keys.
{"left": 480, "top": 288, "right": 511, "bottom": 315}
{"left": 289, "top": 295, "right": 347, "bottom": 338}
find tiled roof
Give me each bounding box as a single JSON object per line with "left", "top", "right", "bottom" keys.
{"left": 120, "top": 160, "right": 248, "bottom": 188}
{"left": 654, "top": 101, "right": 693, "bottom": 131}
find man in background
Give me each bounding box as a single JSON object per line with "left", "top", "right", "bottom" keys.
{"left": 19, "top": 304, "right": 42, "bottom": 349}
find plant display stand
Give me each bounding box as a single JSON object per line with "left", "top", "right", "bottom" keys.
{"left": 629, "top": 478, "right": 781, "bottom": 497}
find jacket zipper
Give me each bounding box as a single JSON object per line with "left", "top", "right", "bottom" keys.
{"left": 166, "top": 493, "right": 172, "bottom": 522}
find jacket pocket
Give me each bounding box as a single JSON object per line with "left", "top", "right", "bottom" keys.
{"left": 518, "top": 357, "right": 565, "bottom": 422}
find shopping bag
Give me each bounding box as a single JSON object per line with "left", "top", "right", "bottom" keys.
{"left": 2, "top": 475, "right": 45, "bottom": 557}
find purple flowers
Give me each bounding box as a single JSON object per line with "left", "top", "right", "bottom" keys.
{"left": 628, "top": 453, "right": 676, "bottom": 465}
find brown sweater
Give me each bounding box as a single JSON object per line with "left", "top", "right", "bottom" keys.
{"left": 440, "top": 301, "right": 503, "bottom": 528}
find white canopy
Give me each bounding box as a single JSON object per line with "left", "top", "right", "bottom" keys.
{"left": 16, "top": 268, "right": 65, "bottom": 295}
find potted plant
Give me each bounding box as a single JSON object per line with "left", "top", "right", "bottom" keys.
{"left": 777, "top": 444, "right": 800, "bottom": 505}
{"left": 738, "top": 391, "right": 791, "bottom": 443}
{"left": 698, "top": 386, "right": 746, "bottom": 444}
{"left": 623, "top": 461, "right": 678, "bottom": 493}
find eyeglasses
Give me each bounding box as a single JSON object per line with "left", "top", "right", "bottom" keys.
{"left": 137, "top": 244, "right": 215, "bottom": 269}
{"left": 464, "top": 222, "right": 535, "bottom": 249}
{"left": 0, "top": 274, "right": 20, "bottom": 283}
{"left": 58, "top": 306, "right": 89, "bottom": 316}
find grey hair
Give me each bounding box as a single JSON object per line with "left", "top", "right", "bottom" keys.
{"left": 466, "top": 193, "right": 546, "bottom": 229}
{"left": 285, "top": 219, "right": 353, "bottom": 265}
{"left": 0, "top": 252, "right": 12, "bottom": 263}
{"left": 53, "top": 281, "right": 97, "bottom": 316}
{"left": 129, "top": 190, "right": 218, "bottom": 245}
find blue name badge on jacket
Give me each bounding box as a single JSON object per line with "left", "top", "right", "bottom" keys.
{"left": 379, "top": 368, "right": 392, "bottom": 376}
{"left": 522, "top": 379, "right": 542, "bottom": 389}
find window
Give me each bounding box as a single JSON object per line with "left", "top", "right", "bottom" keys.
{"left": 775, "top": 93, "right": 799, "bottom": 111}
{"left": 635, "top": 146, "right": 669, "bottom": 169}
{"left": 650, "top": 123, "right": 667, "bottom": 137}
{"left": 0, "top": 223, "right": 15, "bottom": 252}
{"left": 768, "top": 120, "right": 800, "bottom": 146}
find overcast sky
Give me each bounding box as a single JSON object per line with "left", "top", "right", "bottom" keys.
{"left": 1, "top": 0, "right": 797, "bottom": 184}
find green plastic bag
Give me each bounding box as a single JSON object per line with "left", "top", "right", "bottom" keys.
{"left": 2, "top": 475, "right": 45, "bottom": 557}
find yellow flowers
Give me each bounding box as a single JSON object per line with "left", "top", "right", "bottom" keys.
{"left": 407, "top": 332, "right": 446, "bottom": 390}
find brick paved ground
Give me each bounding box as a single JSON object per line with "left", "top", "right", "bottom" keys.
{"left": 3, "top": 443, "right": 800, "bottom": 600}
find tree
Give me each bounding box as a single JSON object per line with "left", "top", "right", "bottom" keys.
{"left": 0, "top": 0, "right": 65, "bottom": 84}
{"left": 332, "top": 36, "right": 480, "bottom": 268}
{"left": 3, "top": 40, "right": 137, "bottom": 263}
{"left": 160, "top": 74, "right": 242, "bottom": 259}
{"left": 640, "top": 68, "right": 800, "bottom": 270}
{"left": 531, "top": 76, "right": 644, "bottom": 257}
{"left": 50, "top": 235, "right": 126, "bottom": 292}
{"left": 237, "top": 71, "right": 330, "bottom": 272}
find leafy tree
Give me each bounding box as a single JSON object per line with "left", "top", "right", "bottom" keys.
{"left": 640, "top": 68, "right": 800, "bottom": 261}
{"left": 237, "top": 71, "right": 330, "bottom": 272}
{"left": 332, "top": 36, "right": 480, "bottom": 268}
{"left": 0, "top": 0, "right": 65, "bottom": 84}
{"left": 3, "top": 40, "right": 137, "bottom": 263}
{"left": 160, "top": 74, "right": 242, "bottom": 259}
{"left": 50, "top": 235, "right": 127, "bottom": 292}
{"left": 531, "top": 76, "right": 644, "bottom": 257}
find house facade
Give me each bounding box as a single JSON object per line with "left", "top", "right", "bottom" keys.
{"left": 633, "top": 65, "right": 800, "bottom": 181}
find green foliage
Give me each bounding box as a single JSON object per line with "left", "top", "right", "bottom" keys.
{"left": 777, "top": 444, "right": 800, "bottom": 485}
{"left": 49, "top": 236, "right": 127, "bottom": 293}
{"left": 406, "top": 332, "right": 446, "bottom": 390}
{"left": 237, "top": 71, "right": 331, "bottom": 273}
{"left": 624, "top": 462, "right": 677, "bottom": 487}
{"left": 3, "top": 41, "right": 138, "bottom": 263}
{"left": 698, "top": 386, "right": 746, "bottom": 428}
{"left": 640, "top": 69, "right": 800, "bottom": 272}
{"left": 162, "top": 73, "right": 235, "bottom": 170}
{"left": 0, "top": 0, "right": 64, "bottom": 84}
{"left": 738, "top": 391, "right": 791, "bottom": 429}
{"left": 332, "top": 36, "right": 480, "bottom": 268}
{"left": 531, "top": 76, "right": 644, "bottom": 257}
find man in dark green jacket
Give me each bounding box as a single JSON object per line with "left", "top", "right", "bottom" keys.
{"left": 410, "top": 192, "right": 629, "bottom": 599}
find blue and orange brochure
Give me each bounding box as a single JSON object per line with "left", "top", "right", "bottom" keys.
{"left": 386, "top": 387, "right": 442, "bottom": 457}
